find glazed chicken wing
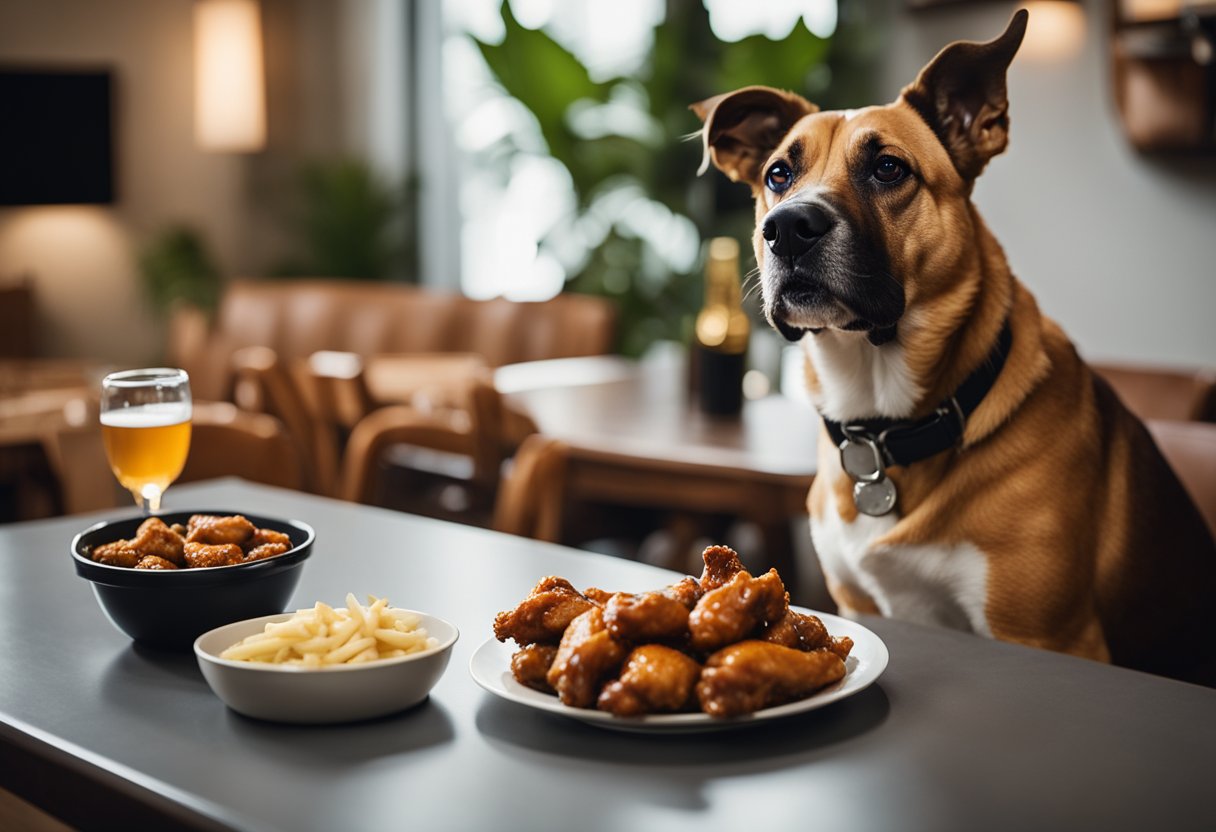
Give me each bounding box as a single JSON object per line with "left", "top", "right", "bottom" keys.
{"left": 699, "top": 545, "right": 746, "bottom": 591}
{"left": 762, "top": 608, "right": 829, "bottom": 652}
{"left": 688, "top": 569, "right": 788, "bottom": 653}
{"left": 546, "top": 607, "right": 628, "bottom": 708}
{"left": 827, "top": 635, "right": 854, "bottom": 661}
{"left": 582, "top": 587, "right": 616, "bottom": 606}
{"left": 597, "top": 645, "right": 702, "bottom": 717}
{"left": 697, "top": 641, "right": 846, "bottom": 718}
{"left": 661, "top": 576, "right": 703, "bottom": 609}
{"left": 493, "top": 577, "right": 596, "bottom": 646}
{"left": 603, "top": 591, "right": 691, "bottom": 642}
{"left": 511, "top": 644, "right": 559, "bottom": 693}
{"left": 186, "top": 514, "right": 256, "bottom": 546}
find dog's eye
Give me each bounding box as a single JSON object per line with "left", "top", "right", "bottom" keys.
{"left": 765, "top": 162, "right": 793, "bottom": 193}
{"left": 873, "top": 156, "right": 909, "bottom": 185}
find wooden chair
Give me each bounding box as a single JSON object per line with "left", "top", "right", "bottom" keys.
{"left": 339, "top": 374, "right": 509, "bottom": 519}
{"left": 0, "top": 278, "right": 36, "bottom": 358}
{"left": 1147, "top": 419, "right": 1216, "bottom": 536}
{"left": 230, "top": 346, "right": 338, "bottom": 495}
{"left": 179, "top": 402, "right": 305, "bottom": 491}
{"left": 1094, "top": 364, "right": 1216, "bottom": 423}
{"left": 492, "top": 434, "right": 814, "bottom": 583}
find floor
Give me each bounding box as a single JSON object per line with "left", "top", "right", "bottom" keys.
{"left": 0, "top": 787, "right": 73, "bottom": 832}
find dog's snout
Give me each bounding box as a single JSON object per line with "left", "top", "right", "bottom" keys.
{"left": 763, "top": 203, "right": 833, "bottom": 260}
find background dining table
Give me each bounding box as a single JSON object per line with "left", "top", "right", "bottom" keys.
{"left": 494, "top": 347, "right": 821, "bottom": 477}
{"left": 1, "top": 478, "right": 1213, "bottom": 832}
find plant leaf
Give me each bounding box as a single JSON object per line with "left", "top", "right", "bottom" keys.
{"left": 474, "top": 1, "right": 613, "bottom": 180}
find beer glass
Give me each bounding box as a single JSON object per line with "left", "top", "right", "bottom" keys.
{"left": 100, "top": 368, "right": 192, "bottom": 514}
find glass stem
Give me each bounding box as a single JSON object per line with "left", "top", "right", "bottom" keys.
{"left": 140, "top": 485, "right": 163, "bottom": 515}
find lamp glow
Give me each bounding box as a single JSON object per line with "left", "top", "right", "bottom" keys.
{"left": 1018, "top": 0, "right": 1087, "bottom": 62}
{"left": 194, "top": 0, "right": 266, "bottom": 152}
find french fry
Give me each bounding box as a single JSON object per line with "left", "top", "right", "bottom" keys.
{"left": 219, "top": 595, "right": 440, "bottom": 667}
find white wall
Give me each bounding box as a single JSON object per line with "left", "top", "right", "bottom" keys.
{"left": 871, "top": 0, "right": 1216, "bottom": 369}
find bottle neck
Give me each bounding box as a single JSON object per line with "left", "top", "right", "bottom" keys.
{"left": 697, "top": 242, "right": 749, "bottom": 353}
{"left": 704, "top": 260, "right": 741, "bottom": 309}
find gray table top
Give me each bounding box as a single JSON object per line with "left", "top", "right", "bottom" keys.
{"left": 2, "top": 479, "right": 1213, "bottom": 832}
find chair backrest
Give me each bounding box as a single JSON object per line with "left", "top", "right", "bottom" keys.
{"left": 231, "top": 346, "right": 338, "bottom": 494}
{"left": 0, "top": 278, "right": 36, "bottom": 358}
{"left": 174, "top": 280, "right": 618, "bottom": 401}
{"left": 180, "top": 402, "right": 305, "bottom": 491}
{"left": 339, "top": 375, "right": 506, "bottom": 506}
{"left": 1094, "top": 364, "right": 1216, "bottom": 423}
{"left": 1147, "top": 419, "right": 1216, "bottom": 536}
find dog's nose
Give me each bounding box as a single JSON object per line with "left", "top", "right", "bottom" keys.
{"left": 762, "top": 203, "right": 833, "bottom": 260}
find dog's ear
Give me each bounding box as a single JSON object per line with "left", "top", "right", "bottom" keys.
{"left": 900, "top": 10, "right": 1027, "bottom": 182}
{"left": 691, "top": 86, "right": 818, "bottom": 186}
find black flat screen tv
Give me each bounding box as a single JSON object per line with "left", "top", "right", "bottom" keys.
{"left": 0, "top": 67, "right": 115, "bottom": 206}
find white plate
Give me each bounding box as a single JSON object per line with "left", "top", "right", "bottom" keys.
{"left": 469, "top": 609, "right": 888, "bottom": 733}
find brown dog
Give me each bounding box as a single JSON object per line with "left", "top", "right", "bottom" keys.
{"left": 694, "top": 10, "right": 1216, "bottom": 685}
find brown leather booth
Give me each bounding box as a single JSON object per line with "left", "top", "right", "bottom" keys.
{"left": 166, "top": 279, "right": 616, "bottom": 502}
{"left": 170, "top": 279, "right": 618, "bottom": 402}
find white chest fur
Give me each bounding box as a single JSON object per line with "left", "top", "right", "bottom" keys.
{"left": 811, "top": 485, "right": 993, "bottom": 636}
{"left": 804, "top": 331, "right": 922, "bottom": 422}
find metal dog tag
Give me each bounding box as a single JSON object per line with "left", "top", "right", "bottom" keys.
{"left": 854, "top": 477, "right": 897, "bottom": 517}
{"left": 840, "top": 437, "right": 884, "bottom": 483}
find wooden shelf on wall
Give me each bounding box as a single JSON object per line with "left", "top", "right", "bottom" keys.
{"left": 1112, "top": 3, "right": 1216, "bottom": 151}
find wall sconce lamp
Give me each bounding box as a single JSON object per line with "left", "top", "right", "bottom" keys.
{"left": 193, "top": 0, "right": 266, "bottom": 153}
{"left": 1017, "top": 0, "right": 1087, "bottom": 62}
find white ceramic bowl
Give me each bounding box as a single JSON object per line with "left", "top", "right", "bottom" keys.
{"left": 194, "top": 610, "right": 458, "bottom": 724}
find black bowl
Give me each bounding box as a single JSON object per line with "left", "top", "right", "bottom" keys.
{"left": 72, "top": 510, "right": 315, "bottom": 650}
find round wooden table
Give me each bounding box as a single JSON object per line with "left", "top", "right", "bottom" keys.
{"left": 495, "top": 349, "right": 821, "bottom": 584}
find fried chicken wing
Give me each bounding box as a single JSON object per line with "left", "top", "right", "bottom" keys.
{"left": 186, "top": 514, "right": 256, "bottom": 546}
{"left": 582, "top": 587, "right": 616, "bottom": 606}
{"left": 244, "top": 542, "right": 290, "bottom": 562}
{"left": 132, "top": 517, "right": 186, "bottom": 564}
{"left": 134, "top": 555, "right": 179, "bottom": 570}
{"left": 688, "top": 569, "right": 788, "bottom": 653}
{"left": 183, "top": 541, "right": 244, "bottom": 568}
{"left": 546, "top": 607, "right": 628, "bottom": 708}
{"left": 493, "top": 576, "right": 596, "bottom": 646}
{"left": 511, "top": 644, "right": 559, "bottom": 693}
{"left": 603, "top": 591, "right": 691, "bottom": 642}
{"left": 697, "top": 641, "right": 846, "bottom": 718}
{"left": 762, "top": 608, "right": 830, "bottom": 652}
{"left": 244, "top": 527, "right": 292, "bottom": 552}
{"left": 91, "top": 541, "right": 141, "bottom": 568}
{"left": 699, "top": 545, "right": 746, "bottom": 591}
{"left": 597, "top": 645, "right": 702, "bottom": 717}
{"left": 661, "top": 576, "right": 703, "bottom": 609}
{"left": 828, "top": 635, "right": 854, "bottom": 661}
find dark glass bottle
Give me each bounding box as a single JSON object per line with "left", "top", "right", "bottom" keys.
{"left": 694, "top": 237, "right": 749, "bottom": 416}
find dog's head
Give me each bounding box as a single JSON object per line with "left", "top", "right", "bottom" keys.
{"left": 692, "top": 11, "right": 1027, "bottom": 344}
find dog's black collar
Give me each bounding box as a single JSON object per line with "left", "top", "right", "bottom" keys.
{"left": 822, "top": 319, "right": 1014, "bottom": 469}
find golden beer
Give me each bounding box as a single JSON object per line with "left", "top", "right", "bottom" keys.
{"left": 101, "top": 403, "right": 192, "bottom": 506}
